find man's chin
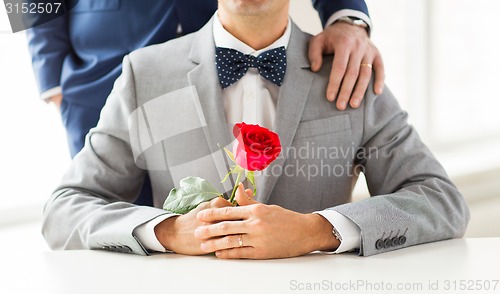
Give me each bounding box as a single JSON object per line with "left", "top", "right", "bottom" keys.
{"left": 223, "top": 0, "right": 274, "bottom": 16}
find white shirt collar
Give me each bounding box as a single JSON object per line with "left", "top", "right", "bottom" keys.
{"left": 213, "top": 11, "right": 291, "bottom": 57}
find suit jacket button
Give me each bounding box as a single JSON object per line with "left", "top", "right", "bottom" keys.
{"left": 399, "top": 235, "right": 407, "bottom": 245}
{"left": 391, "top": 237, "right": 400, "bottom": 247}
{"left": 384, "top": 238, "right": 392, "bottom": 248}
{"left": 375, "top": 239, "right": 385, "bottom": 250}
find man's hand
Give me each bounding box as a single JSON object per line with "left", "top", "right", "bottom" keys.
{"left": 154, "top": 196, "right": 232, "bottom": 255}
{"left": 308, "top": 21, "right": 385, "bottom": 110}
{"left": 194, "top": 184, "right": 340, "bottom": 259}
{"left": 48, "top": 93, "right": 63, "bottom": 111}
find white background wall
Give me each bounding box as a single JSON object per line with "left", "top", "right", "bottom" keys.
{"left": 0, "top": 1, "right": 498, "bottom": 251}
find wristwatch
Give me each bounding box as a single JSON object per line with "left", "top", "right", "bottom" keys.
{"left": 335, "top": 16, "right": 368, "bottom": 29}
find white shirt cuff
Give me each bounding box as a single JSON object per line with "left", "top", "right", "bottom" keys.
{"left": 313, "top": 210, "right": 361, "bottom": 254}
{"left": 325, "top": 9, "right": 372, "bottom": 32}
{"left": 133, "top": 214, "right": 179, "bottom": 253}
{"left": 40, "top": 86, "right": 62, "bottom": 102}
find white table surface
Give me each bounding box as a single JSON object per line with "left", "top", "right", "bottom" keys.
{"left": 2, "top": 238, "right": 499, "bottom": 294}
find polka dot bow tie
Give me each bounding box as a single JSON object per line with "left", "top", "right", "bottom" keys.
{"left": 215, "top": 46, "right": 287, "bottom": 89}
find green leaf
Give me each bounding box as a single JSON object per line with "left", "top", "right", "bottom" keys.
{"left": 233, "top": 165, "right": 244, "bottom": 173}
{"left": 163, "top": 177, "right": 221, "bottom": 214}
{"left": 223, "top": 147, "right": 236, "bottom": 163}
{"left": 246, "top": 170, "right": 255, "bottom": 187}
{"left": 220, "top": 171, "right": 232, "bottom": 183}
{"left": 246, "top": 171, "right": 257, "bottom": 196}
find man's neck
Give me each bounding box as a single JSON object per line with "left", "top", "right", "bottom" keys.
{"left": 217, "top": 10, "right": 288, "bottom": 50}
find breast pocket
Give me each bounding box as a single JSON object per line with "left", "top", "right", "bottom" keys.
{"left": 273, "top": 114, "right": 355, "bottom": 212}
{"left": 71, "top": 0, "right": 120, "bottom": 12}
{"left": 294, "top": 114, "right": 351, "bottom": 141}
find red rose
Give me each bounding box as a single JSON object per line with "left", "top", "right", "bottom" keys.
{"left": 232, "top": 122, "right": 282, "bottom": 171}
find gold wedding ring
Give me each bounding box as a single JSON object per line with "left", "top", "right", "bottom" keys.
{"left": 360, "top": 63, "right": 373, "bottom": 68}
{"left": 238, "top": 234, "right": 243, "bottom": 247}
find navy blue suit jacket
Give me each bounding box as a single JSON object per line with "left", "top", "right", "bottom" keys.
{"left": 28, "top": 0, "right": 369, "bottom": 110}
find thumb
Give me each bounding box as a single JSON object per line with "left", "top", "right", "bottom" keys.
{"left": 308, "top": 35, "right": 325, "bottom": 72}
{"left": 235, "top": 183, "right": 258, "bottom": 206}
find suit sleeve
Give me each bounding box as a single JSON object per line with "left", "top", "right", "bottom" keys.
{"left": 312, "top": 0, "right": 369, "bottom": 27}
{"left": 42, "top": 56, "right": 172, "bottom": 255}
{"left": 329, "top": 84, "right": 470, "bottom": 256}
{"left": 26, "top": 12, "right": 71, "bottom": 95}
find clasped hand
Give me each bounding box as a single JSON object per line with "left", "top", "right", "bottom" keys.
{"left": 157, "top": 184, "right": 339, "bottom": 259}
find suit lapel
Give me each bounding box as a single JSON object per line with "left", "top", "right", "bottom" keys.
{"left": 256, "top": 23, "right": 314, "bottom": 204}
{"left": 187, "top": 19, "right": 233, "bottom": 192}
{"left": 185, "top": 19, "right": 314, "bottom": 200}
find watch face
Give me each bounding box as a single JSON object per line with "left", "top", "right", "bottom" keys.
{"left": 339, "top": 16, "right": 368, "bottom": 28}
{"left": 353, "top": 19, "right": 368, "bottom": 28}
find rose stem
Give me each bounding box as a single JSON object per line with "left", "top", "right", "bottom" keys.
{"left": 228, "top": 171, "right": 242, "bottom": 204}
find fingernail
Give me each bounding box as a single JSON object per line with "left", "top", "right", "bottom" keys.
{"left": 351, "top": 99, "right": 360, "bottom": 108}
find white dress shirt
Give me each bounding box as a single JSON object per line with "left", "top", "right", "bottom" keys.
{"left": 135, "top": 12, "right": 361, "bottom": 254}
{"left": 325, "top": 9, "right": 372, "bottom": 33}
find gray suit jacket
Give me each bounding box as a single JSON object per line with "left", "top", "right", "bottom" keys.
{"left": 43, "top": 19, "right": 469, "bottom": 256}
